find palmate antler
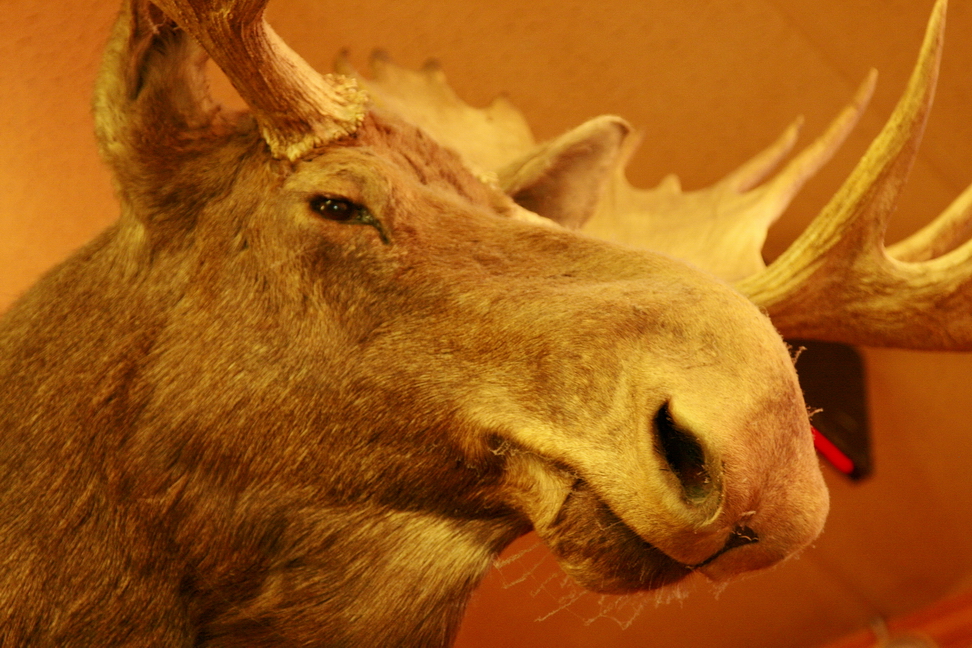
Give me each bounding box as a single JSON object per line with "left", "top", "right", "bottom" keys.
{"left": 591, "top": 0, "right": 972, "bottom": 350}
{"left": 581, "top": 0, "right": 972, "bottom": 350}
{"left": 335, "top": 52, "right": 536, "bottom": 175}
{"left": 582, "top": 72, "right": 876, "bottom": 284}
{"left": 340, "top": 0, "right": 970, "bottom": 351}
{"left": 151, "top": 0, "right": 367, "bottom": 160}
{"left": 736, "top": 0, "right": 972, "bottom": 350}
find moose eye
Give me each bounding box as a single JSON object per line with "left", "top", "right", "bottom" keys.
{"left": 310, "top": 196, "right": 361, "bottom": 222}
{"left": 308, "top": 195, "right": 390, "bottom": 244}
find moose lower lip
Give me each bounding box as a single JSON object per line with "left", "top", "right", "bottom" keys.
{"left": 543, "top": 480, "right": 696, "bottom": 593}
{"left": 601, "top": 506, "right": 698, "bottom": 588}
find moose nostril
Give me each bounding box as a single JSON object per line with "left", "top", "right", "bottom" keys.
{"left": 653, "top": 402, "right": 712, "bottom": 501}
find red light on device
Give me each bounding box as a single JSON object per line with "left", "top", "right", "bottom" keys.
{"left": 812, "top": 426, "right": 855, "bottom": 476}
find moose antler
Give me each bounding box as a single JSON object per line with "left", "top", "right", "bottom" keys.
{"left": 335, "top": 52, "right": 536, "bottom": 175}
{"left": 582, "top": 0, "right": 971, "bottom": 350}
{"left": 582, "top": 72, "right": 876, "bottom": 283}
{"left": 331, "top": 41, "right": 877, "bottom": 282}
{"left": 736, "top": 0, "right": 972, "bottom": 350}
{"left": 328, "top": 0, "right": 970, "bottom": 350}
{"left": 152, "top": 0, "right": 367, "bottom": 160}
{"left": 330, "top": 46, "right": 874, "bottom": 280}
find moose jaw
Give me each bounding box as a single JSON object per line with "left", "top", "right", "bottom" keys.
{"left": 0, "top": 0, "right": 968, "bottom": 647}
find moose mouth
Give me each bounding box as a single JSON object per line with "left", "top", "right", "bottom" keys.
{"left": 540, "top": 479, "right": 695, "bottom": 593}
{"left": 539, "top": 478, "right": 760, "bottom": 593}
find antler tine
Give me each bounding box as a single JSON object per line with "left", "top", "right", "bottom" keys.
{"left": 888, "top": 180, "right": 972, "bottom": 262}
{"left": 723, "top": 116, "right": 803, "bottom": 194}
{"left": 152, "top": 0, "right": 367, "bottom": 161}
{"left": 755, "top": 69, "right": 877, "bottom": 215}
{"left": 736, "top": 0, "right": 971, "bottom": 350}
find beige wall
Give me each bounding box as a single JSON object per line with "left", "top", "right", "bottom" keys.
{"left": 3, "top": 1, "right": 972, "bottom": 646}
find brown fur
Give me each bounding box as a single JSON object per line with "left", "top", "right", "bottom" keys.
{"left": 0, "top": 2, "right": 828, "bottom": 646}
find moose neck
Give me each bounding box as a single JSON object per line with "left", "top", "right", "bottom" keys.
{"left": 196, "top": 505, "right": 525, "bottom": 648}
{"left": 341, "top": 512, "right": 519, "bottom": 647}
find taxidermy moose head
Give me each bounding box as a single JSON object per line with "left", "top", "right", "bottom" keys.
{"left": 0, "top": 0, "right": 968, "bottom": 646}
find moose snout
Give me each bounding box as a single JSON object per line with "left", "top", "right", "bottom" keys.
{"left": 638, "top": 385, "right": 827, "bottom": 573}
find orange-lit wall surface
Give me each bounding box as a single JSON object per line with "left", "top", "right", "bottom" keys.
{"left": 3, "top": 1, "right": 972, "bottom": 646}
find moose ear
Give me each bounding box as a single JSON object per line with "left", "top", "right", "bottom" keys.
{"left": 94, "top": 2, "right": 243, "bottom": 171}
{"left": 497, "top": 116, "right": 632, "bottom": 229}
